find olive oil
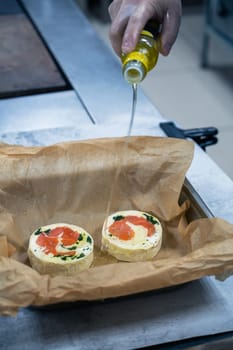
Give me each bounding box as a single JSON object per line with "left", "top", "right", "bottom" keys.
{"left": 121, "top": 21, "right": 160, "bottom": 84}
{"left": 127, "top": 83, "right": 137, "bottom": 136}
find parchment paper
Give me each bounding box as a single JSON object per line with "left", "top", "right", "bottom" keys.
{"left": 0, "top": 136, "right": 233, "bottom": 316}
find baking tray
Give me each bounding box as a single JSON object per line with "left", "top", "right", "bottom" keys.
{"left": 180, "top": 179, "right": 214, "bottom": 222}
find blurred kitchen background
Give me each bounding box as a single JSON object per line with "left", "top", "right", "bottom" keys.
{"left": 76, "top": 0, "right": 233, "bottom": 180}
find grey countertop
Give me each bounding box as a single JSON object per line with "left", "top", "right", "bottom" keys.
{"left": 0, "top": 1, "right": 232, "bottom": 349}
{"left": 0, "top": 277, "right": 233, "bottom": 350}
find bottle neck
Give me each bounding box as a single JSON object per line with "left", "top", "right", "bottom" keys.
{"left": 122, "top": 60, "right": 146, "bottom": 84}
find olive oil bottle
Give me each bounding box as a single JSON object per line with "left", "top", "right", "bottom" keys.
{"left": 121, "top": 21, "right": 160, "bottom": 84}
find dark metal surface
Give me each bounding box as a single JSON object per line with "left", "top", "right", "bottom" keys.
{"left": 0, "top": 0, "right": 22, "bottom": 15}
{"left": 0, "top": 14, "right": 67, "bottom": 98}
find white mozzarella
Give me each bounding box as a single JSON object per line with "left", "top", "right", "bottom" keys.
{"left": 101, "top": 210, "right": 162, "bottom": 262}
{"left": 28, "top": 223, "right": 94, "bottom": 276}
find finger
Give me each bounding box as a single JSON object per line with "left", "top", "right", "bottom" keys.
{"left": 109, "top": 12, "right": 129, "bottom": 56}
{"left": 109, "top": 3, "right": 136, "bottom": 56}
{"left": 160, "top": 4, "right": 182, "bottom": 55}
{"left": 108, "top": 0, "right": 121, "bottom": 20}
{"left": 121, "top": 2, "right": 162, "bottom": 54}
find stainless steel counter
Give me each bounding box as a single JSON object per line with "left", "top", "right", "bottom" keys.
{"left": 0, "top": 277, "right": 233, "bottom": 350}
{"left": 0, "top": 1, "right": 233, "bottom": 349}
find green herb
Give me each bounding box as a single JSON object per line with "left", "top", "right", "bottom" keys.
{"left": 113, "top": 215, "right": 124, "bottom": 221}
{"left": 86, "top": 236, "right": 92, "bottom": 244}
{"left": 143, "top": 213, "right": 159, "bottom": 225}
{"left": 78, "top": 234, "right": 83, "bottom": 241}
{"left": 61, "top": 255, "right": 79, "bottom": 261}
{"left": 34, "top": 228, "right": 41, "bottom": 235}
{"left": 109, "top": 234, "right": 112, "bottom": 237}
{"left": 53, "top": 251, "right": 86, "bottom": 261}
{"left": 62, "top": 244, "right": 77, "bottom": 250}
{"left": 44, "top": 229, "right": 51, "bottom": 234}
{"left": 71, "top": 253, "right": 85, "bottom": 260}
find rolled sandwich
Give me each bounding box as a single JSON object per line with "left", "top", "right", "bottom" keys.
{"left": 101, "top": 210, "right": 162, "bottom": 262}
{"left": 28, "top": 223, "right": 94, "bottom": 276}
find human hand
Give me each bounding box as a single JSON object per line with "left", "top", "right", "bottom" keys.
{"left": 108, "top": 0, "right": 182, "bottom": 56}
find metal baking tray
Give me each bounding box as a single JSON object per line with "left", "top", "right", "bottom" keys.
{"left": 180, "top": 179, "right": 214, "bottom": 222}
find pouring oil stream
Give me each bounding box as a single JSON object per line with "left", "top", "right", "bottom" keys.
{"left": 127, "top": 83, "right": 137, "bottom": 136}
{"left": 104, "top": 83, "right": 137, "bottom": 223}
